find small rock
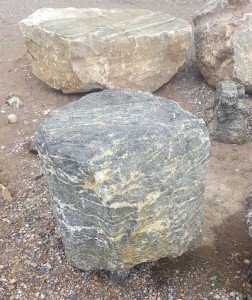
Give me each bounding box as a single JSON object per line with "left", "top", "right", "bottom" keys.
{"left": 68, "top": 294, "right": 77, "bottom": 300}
{"left": 9, "top": 279, "right": 16, "bottom": 284}
{"left": 110, "top": 270, "right": 130, "bottom": 283}
{"left": 82, "top": 282, "right": 89, "bottom": 294}
{"left": 23, "top": 120, "right": 30, "bottom": 125}
{"left": 229, "top": 291, "right": 236, "bottom": 297}
{"left": 21, "top": 141, "right": 31, "bottom": 149}
{"left": 38, "top": 264, "right": 49, "bottom": 274}
{"left": 213, "top": 295, "right": 221, "bottom": 300}
{"left": 244, "top": 259, "right": 250, "bottom": 265}
{"left": 0, "top": 184, "right": 12, "bottom": 201}
{"left": 6, "top": 94, "right": 23, "bottom": 109}
{"left": 30, "top": 262, "right": 38, "bottom": 268}
{"left": 7, "top": 114, "right": 18, "bottom": 124}
{"left": 29, "top": 139, "right": 38, "bottom": 155}
{"left": 43, "top": 109, "right": 51, "bottom": 116}
{"left": 0, "top": 146, "right": 5, "bottom": 150}
{"left": 45, "top": 263, "right": 52, "bottom": 270}
{"left": 23, "top": 107, "right": 30, "bottom": 114}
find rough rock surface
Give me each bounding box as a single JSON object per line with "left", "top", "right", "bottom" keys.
{"left": 36, "top": 89, "right": 210, "bottom": 271}
{"left": 19, "top": 8, "right": 192, "bottom": 93}
{"left": 246, "top": 191, "right": 252, "bottom": 238}
{"left": 194, "top": 0, "right": 252, "bottom": 92}
{"left": 209, "top": 80, "right": 248, "bottom": 144}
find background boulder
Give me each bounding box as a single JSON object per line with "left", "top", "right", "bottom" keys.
{"left": 194, "top": 0, "right": 252, "bottom": 92}
{"left": 20, "top": 8, "right": 192, "bottom": 93}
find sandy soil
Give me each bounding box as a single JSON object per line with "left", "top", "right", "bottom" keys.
{"left": 1, "top": 0, "right": 252, "bottom": 299}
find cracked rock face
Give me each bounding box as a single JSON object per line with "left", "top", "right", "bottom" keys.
{"left": 36, "top": 90, "right": 210, "bottom": 271}
{"left": 19, "top": 8, "right": 192, "bottom": 93}
{"left": 194, "top": 0, "right": 252, "bottom": 92}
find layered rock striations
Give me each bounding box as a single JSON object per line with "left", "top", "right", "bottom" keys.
{"left": 36, "top": 90, "right": 210, "bottom": 271}
{"left": 20, "top": 8, "right": 192, "bottom": 93}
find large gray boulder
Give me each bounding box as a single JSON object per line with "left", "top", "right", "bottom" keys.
{"left": 19, "top": 8, "right": 192, "bottom": 93}
{"left": 36, "top": 90, "right": 210, "bottom": 271}
{"left": 194, "top": 0, "right": 252, "bottom": 92}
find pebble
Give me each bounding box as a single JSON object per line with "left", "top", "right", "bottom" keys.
{"left": 9, "top": 279, "right": 16, "bottom": 284}
{"left": 229, "top": 291, "right": 236, "bottom": 297}
{"left": 43, "top": 109, "right": 51, "bottom": 116}
{"left": 0, "top": 184, "right": 12, "bottom": 201}
{"left": 68, "top": 294, "right": 77, "bottom": 299}
{"left": 23, "top": 107, "right": 30, "bottom": 114}
{"left": 29, "top": 140, "right": 38, "bottom": 154}
{"left": 214, "top": 295, "right": 221, "bottom": 300}
{"left": 7, "top": 113, "right": 18, "bottom": 123}
{"left": 23, "top": 120, "right": 30, "bottom": 125}
{"left": 39, "top": 264, "right": 49, "bottom": 274}
{"left": 6, "top": 94, "right": 23, "bottom": 109}
{"left": 45, "top": 263, "right": 52, "bottom": 270}
{"left": 0, "top": 146, "right": 5, "bottom": 150}
{"left": 30, "top": 262, "right": 38, "bottom": 268}
{"left": 82, "top": 282, "right": 89, "bottom": 294}
{"left": 244, "top": 259, "right": 250, "bottom": 265}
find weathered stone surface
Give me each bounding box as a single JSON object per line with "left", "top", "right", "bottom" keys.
{"left": 194, "top": 0, "right": 252, "bottom": 92}
{"left": 36, "top": 89, "right": 210, "bottom": 271}
{"left": 246, "top": 191, "right": 252, "bottom": 238}
{"left": 208, "top": 80, "right": 248, "bottom": 144}
{"left": 19, "top": 8, "right": 192, "bottom": 93}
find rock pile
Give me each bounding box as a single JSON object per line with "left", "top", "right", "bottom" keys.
{"left": 36, "top": 89, "right": 210, "bottom": 272}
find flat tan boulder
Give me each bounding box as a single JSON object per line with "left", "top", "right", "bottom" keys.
{"left": 20, "top": 8, "right": 192, "bottom": 93}
{"left": 194, "top": 0, "right": 252, "bottom": 92}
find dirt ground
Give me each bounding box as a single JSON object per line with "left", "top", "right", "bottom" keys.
{"left": 1, "top": 0, "right": 252, "bottom": 299}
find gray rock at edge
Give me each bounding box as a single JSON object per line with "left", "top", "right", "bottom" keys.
{"left": 246, "top": 191, "right": 252, "bottom": 238}
{"left": 19, "top": 8, "right": 192, "bottom": 93}
{"left": 194, "top": 0, "right": 252, "bottom": 92}
{"left": 36, "top": 89, "right": 210, "bottom": 271}
{"left": 210, "top": 80, "right": 248, "bottom": 144}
